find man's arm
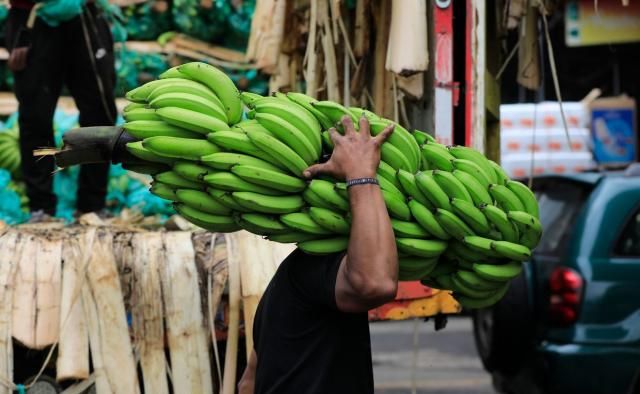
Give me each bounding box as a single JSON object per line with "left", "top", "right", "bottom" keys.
{"left": 238, "top": 349, "right": 257, "bottom": 394}
{"left": 304, "top": 116, "right": 398, "bottom": 313}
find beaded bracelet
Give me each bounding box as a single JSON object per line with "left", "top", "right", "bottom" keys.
{"left": 346, "top": 177, "right": 379, "bottom": 188}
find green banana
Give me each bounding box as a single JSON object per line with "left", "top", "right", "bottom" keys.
{"left": 349, "top": 107, "right": 379, "bottom": 120}
{"left": 428, "top": 261, "right": 457, "bottom": 278}
{"left": 334, "top": 183, "right": 349, "bottom": 200}
{"left": 267, "top": 232, "right": 320, "bottom": 244}
{"left": 321, "top": 130, "right": 334, "bottom": 151}
{"left": 143, "top": 136, "right": 222, "bottom": 160}
{"left": 234, "top": 213, "right": 290, "bottom": 235}
{"left": 448, "top": 145, "right": 497, "bottom": 184}
{"left": 391, "top": 219, "right": 431, "bottom": 239}
{"left": 451, "top": 275, "right": 502, "bottom": 299}
{"left": 177, "top": 62, "right": 242, "bottom": 124}
{"left": 396, "top": 238, "right": 448, "bottom": 258}
{"left": 126, "top": 141, "right": 174, "bottom": 165}
{"left": 240, "top": 91, "right": 264, "bottom": 107}
{"left": 492, "top": 240, "right": 531, "bottom": 261}
{"left": 156, "top": 107, "right": 229, "bottom": 135}
{"left": 207, "top": 130, "right": 283, "bottom": 167}
{"left": 286, "top": 92, "right": 334, "bottom": 130}
{"left": 125, "top": 79, "right": 166, "bottom": 102}
{"left": 280, "top": 212, "right": 333, "bottom": 235}
{"left": 458, "top": 260, "right": 475, "bottom": 271}
{"left": 173, "top": 161, "right": 217, "bottom": 181}
{"left": 455, "top": 283, "right": 510, "bottom": 309}
{"left": 448, "top": 240, "right": 486, "bottom": 262}
{"left": 231, "top": 165, "right": 307, "bottom": 193}
{"left": 381, "top": 142, "right": 413, "bottom": 172}
{"left": 378, "top": 174, "right": 404, "bottom": 199}
{"left": 421, "top": 142, "right": 455, "bottom": 171}
{"left": 124, "top": 120, "right": 202, "bottom": 139}
{"left": 451, "top": 198, "right": 491, "bottom": 234}
{"left": 173, "top": 203, "right": 240, "bottom": 232}
{"left": 154, "top": 171, "right": 204, "bottom": 190}
{"left": 299, "top": 238, "right": 349, "bottom": 255}
{"left": 203, "top": 172, "right": 284, "bottom": 196}
{"left": 147, "top": 78, "right": 225, "bottom": 109}
{"left": 252, "top": 98, "right": 322, "bottom": 156}
{"left": 415, "top": 171, "right": 452, "bottom": 211}
{"left": 455, "top": 270, "right": 504, "bottom": 291}
{"left": 123, "top": 108, "right": 161, "bottom": 122}
{"left": 462, "top": 236, "right": 498, "bottom": 256}
{"left": 159, "top": 66, "right": 188, "bottom": 79}
{"left": 150, "top": 92, "right": 228, "bottom": 122}
{"left": 489, "top": 184, "right": 526, "bottom": 212}
{"left": 433, "top": 274, "right": 456, "bottom": 291}
{"left": 488, "top": 160, "right": 510, "bottom": 185}
{"left": 507, "top": 211, "right": 542, "bottom": 249}
{"left": 123, "top": 102, "right": 147, "bottom": 112}
{"left": 473, "top": 261, "right": 523, "bottom": 282}
{"left": 451, "top": 159, "right": 491, "bottom": 188}
{"left": 311, "top": 101, "right": 357, "bottom": 125}
{"left": 506, "top": 180, "right": 539, "bottom": 218}
{"left": 308, "top": 180, "right": 350, "bottom": 212}
{"left": 150, "top": 182, "right": 178, "bottom": 201}
{"left": 175, "top": 189, "right": 232, "bottom": 215}
{"left": 451, "top": 170, "right": 493, "bottom": 205}
{"left": 302, "top": 188, "right": 336, "bottom": 210}
{"left": 208, "top": 188, "right": 251, "bottom": 212}
{"left": 412, "top": 129, "right": 435, "bottom": 145}
{"left": 369, "top": 120, "right": 420, "bottom": 172}
{"left": 435, "top": 208, "right": 474, "bottom": 239}
{"left": 399, "top": 256, "right": 438, "bottom": 271}
{"left": 253, "top": 112, "right": 319, "bottom": 164}
{"left": 308, "top": 207, "right": 351, "bottom": 235}
{"left": 246, "top": 130, "right": 309, "bottom": 177}
{"left": 378, "top": 161, "right": 402, "bottom": 190}
{"left": 479, "top": 204, "right": 519, "bottom": 243}
{"left": 200, "top": 152, "right": 280, "bottom": 172}
{"left": 398, "top": 258, "right": 439, "bottom": 281}
{"left": 232, "top": 119, "right": 274, "bottom": 136}
{"left": 397, "top": 170, "right": 434, "bottom": 209}
{"left": 232, "top": 192, "right": 305, "bottom": 214}
{"left": 408, "top": 200, "right": 450, "bottom": 240}
{"left": 432, "top": 170, "right": 473, "bottom": 203}
{"left": 382, "top": 189, "right": 412, "bottom": 221}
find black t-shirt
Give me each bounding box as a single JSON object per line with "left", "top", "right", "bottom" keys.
{"left": 253, "top": 248, "right": 374, "bottom": 394}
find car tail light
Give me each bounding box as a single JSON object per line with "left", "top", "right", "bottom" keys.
{"left": 549, "top": 267, "right": 583, "bottom": 326}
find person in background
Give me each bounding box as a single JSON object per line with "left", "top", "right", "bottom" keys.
{"left": 5, "top": 0, "right": 116, "bottom": 222}
{"left": 238, "top": 116, "right": 398, "bottom": 394}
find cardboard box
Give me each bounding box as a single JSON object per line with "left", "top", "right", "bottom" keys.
{"left": 590, "top": 96, "right": 637, "bottom": 165}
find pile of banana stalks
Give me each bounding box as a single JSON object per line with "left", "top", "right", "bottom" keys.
{"left": 0, "top": 221, "right": 293, "bottom": 394}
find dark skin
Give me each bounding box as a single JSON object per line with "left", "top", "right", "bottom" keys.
{"left": 238, "top": 115, "right": 398, "bottom": 394}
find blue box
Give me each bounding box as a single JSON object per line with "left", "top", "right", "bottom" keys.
{"left": 591, "top": 97, "right": 637, "bottom": 165}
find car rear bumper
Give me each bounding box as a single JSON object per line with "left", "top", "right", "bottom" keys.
{"left": 538, "top": 342, "right": 640, "bottom": 394}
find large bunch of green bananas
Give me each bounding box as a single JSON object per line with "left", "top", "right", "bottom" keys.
{"left": 0, "top": 129, "right": 21, "bottom": 178}
{"left": 122, "top": 62, "right": 542, "bottom": 309}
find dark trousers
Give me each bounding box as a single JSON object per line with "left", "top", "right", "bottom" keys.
{"left": 5, "top": 5, "right": 117, "bottom": 215}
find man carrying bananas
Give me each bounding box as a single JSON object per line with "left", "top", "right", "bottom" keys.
{"left": 239, "top": 116, "right": 397, "bottom": 394}
{"left": 5, "top": 0, "right": 117, "bottom": 221}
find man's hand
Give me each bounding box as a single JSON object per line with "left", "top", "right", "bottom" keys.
{"left": 8, "top": 47, "right": 29, "bottom": 72}
{"left": 304, "top": 115, "right": 394, "bottom": 181}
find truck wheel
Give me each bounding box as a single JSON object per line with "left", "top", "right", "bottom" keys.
{"left": 472, "top": 272, "right": 533, "bottom": 374}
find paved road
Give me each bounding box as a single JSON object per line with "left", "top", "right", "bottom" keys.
{"left": 370, "top": 317, "right": 495, "bottom": 394}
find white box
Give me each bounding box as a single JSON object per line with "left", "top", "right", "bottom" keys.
{"left": 500, "top": 153, "right": 551, "bottom": 179}
{"left": 545, "top": 128, "right": 592, "bottom": 153}
{"left": 500, "top": 104, "right": 537, "bottom": 130}
{"left": 535, "top": 101, "right": 589, "bottom": 129}
{"left": 501, "top": 129, "right": 549, "bottom": 154}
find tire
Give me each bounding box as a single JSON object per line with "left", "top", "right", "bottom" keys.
{"left": 471, "top": 271, "right": 534, "bottom": 374}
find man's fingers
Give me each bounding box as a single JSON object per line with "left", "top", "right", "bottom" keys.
{"left": 359, "top": 115, "right": 371, "bottom": 137}
{"left": 341, "top": 115, "right": 356, "bottom": 136}
{"left": 303, "top": 162, "right": 332, "bottom": 179}
{"left": 328, "top": 127, "right": 342, "bottom": 144}
{"left": 375, "top": 124, "right": 395, "bottom": 144}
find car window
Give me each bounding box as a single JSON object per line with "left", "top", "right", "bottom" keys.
{"left": 532, "top": 180, "right": 592, "bottom": 257}
{"left": 614, "top": 208, "right": 640, "bottom": 257}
